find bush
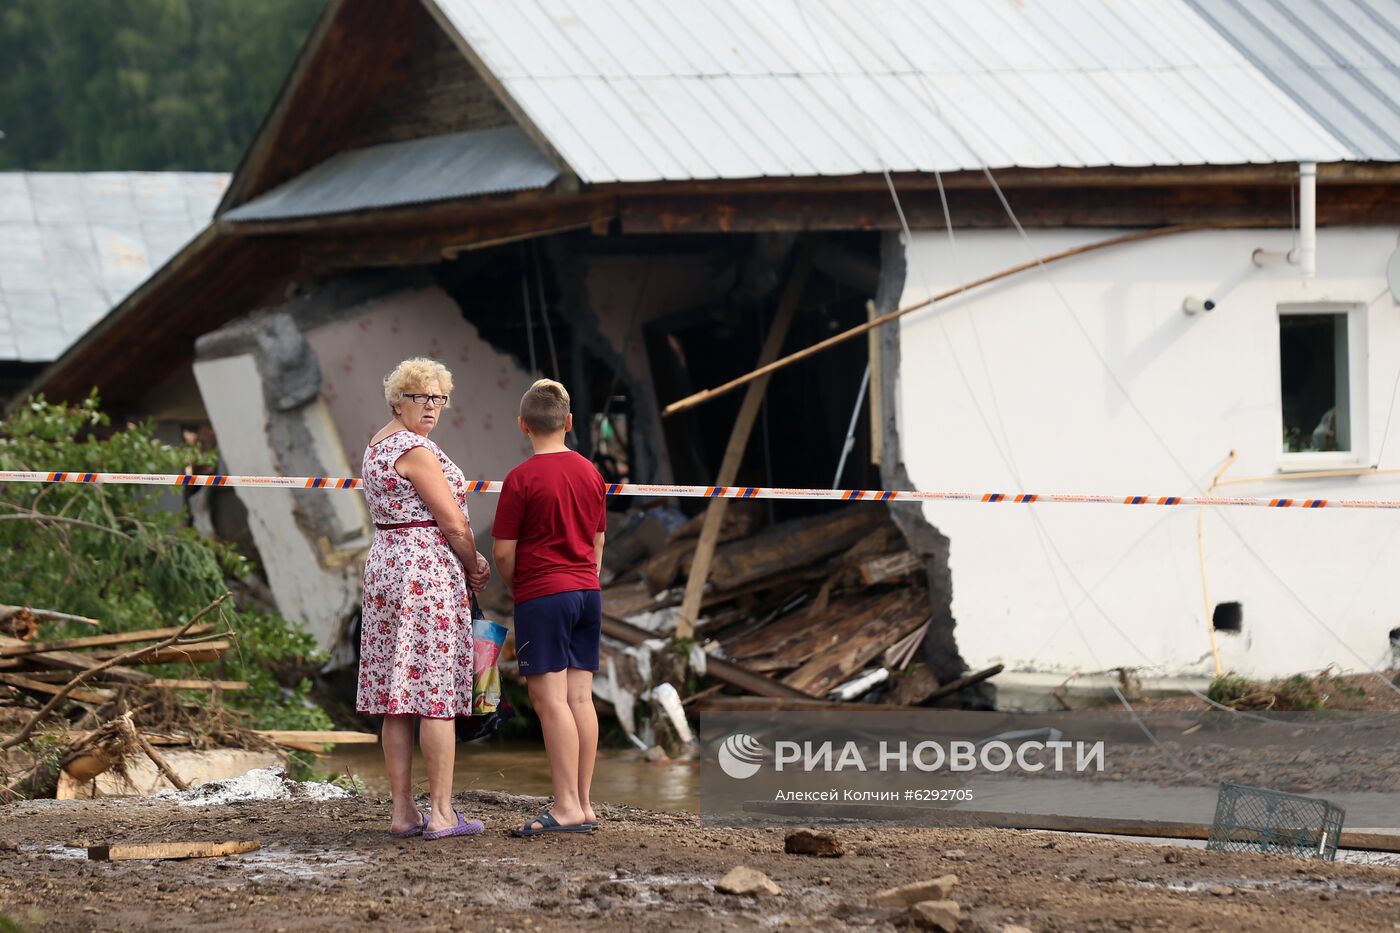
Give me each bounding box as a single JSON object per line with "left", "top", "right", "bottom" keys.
{"left": 0, "top": 394, "right": 331, "bottom": 733}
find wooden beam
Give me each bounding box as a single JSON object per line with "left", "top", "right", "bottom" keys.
{"left": 87, "top": 840, "right": 260, "bottom": 862}
{"left": 252, "top": 730, "right": 379, "bottom": 746}
{"left": 0, "top": 634, "right": 152, "bottom": 685}
{"left": 675, "top": 241, "right": 813, "bottom": 638}
{"left": 0, "top": 625, "right": 218, "bottom": 658}
{"left": 0, "top": 673, "right": 114, "bottom": 705}
{"left": 620, "top": 185, "right": 1400, "bottom": 233}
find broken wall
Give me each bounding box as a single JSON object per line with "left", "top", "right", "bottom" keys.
{"left": 305, "top": 284, "right": 537, "bottom": 536}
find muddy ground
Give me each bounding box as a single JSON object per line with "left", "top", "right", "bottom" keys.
{"left": 1, "top": 790, "right": 1399, "bottom": 932}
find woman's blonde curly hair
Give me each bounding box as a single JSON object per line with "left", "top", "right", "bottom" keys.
{"left": 383, "top": 357, "right": 454, "bottom": 412}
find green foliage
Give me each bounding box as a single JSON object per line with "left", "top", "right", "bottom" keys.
{"left": 0, "top": 0, "right": 321, "bottom": 171}
{"left": 0, "top": 395, "right": 330, "bottom": 732}
{"left": 1206, "top": 673, "right": 1254, "bottom": 708}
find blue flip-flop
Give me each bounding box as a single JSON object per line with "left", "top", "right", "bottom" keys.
{"left": 423, "top": 811, "right": 485, "bottom": 841}
{"left": 512, "top": 810, "right": 595, "bottom": 837}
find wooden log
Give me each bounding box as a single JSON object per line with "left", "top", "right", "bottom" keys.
{"left": 0, "top": 673, "right": 114, "bottom": 705}
{"left": 675, "top": 241, "right": 812, "bottom": 638}
{"left": 859, "top": 551, "right": 924, "bottom": 586}
{"left": 708, "top": 507, "right": 887, "bottom": 592}
{"left": 601, "top": 613, "right": 811, "bottom": 701}
{"left": 87, "top": 840, "right": 260, "bottom": 861}
{"left": 0, "top": 625, "right": 218, "bottom": 658}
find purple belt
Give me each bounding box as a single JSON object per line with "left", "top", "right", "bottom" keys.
{"left": 375, "top": 520, "right": 437, "bottom": 530}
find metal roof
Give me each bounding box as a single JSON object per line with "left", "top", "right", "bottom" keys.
{"left": 221, "top": 127, "right": 560, "bottom": 223}
{"left": 429, "top": 0, "right": 1371, "bottom": 183}
{"left": 0, "top": 172, "right": 227, "bottom": 363}
{"left": 1184, "top": 0, "right": 1400, "bottom": 162}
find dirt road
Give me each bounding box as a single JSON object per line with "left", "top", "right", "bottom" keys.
{"left": 1, "top": 789, "right": 1398, "bottom": 931}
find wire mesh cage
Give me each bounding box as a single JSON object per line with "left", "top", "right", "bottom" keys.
{"left": 1207, "top": 782, "right": 1345, "bottom": 861}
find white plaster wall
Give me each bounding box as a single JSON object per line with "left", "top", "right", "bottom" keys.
{"left": 896, "top": 227, "right": 1400, "bottom": 679}
{"left": 193, "top": 354, "right": 365, "bottom": 650}
{"left": 306, "top": 286, "right": 536, "bottom": 535}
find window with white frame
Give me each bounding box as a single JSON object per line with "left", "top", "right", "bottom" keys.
{"left": 1278, "top": 305, "right": 1362, "bottom": 459}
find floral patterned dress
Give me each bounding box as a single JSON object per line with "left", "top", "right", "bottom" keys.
{"left": 357, "top": 430, "right": 474, "bottom": 719}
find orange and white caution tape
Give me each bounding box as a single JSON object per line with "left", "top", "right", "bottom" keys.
{"left": 1, "top": 470, "right": 1397, "bottom": 511}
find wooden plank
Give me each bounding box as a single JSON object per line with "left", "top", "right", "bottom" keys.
{"left": 676, "top": 241, "right": 813, "bottom": 639}
{"left": 92, "top": 641, "right": 229, "bottom": 665}
{"left": 87, "top": 840, "right": 261, "bottom": 862}
{"left": 252, "top": 730, "right": 379, "bottom": 745}
{"left": 0, "top": 625, "right": 217, "bottom": 658}
{"left": 146, "top": 679, "right": 249, "bottom": 691}
{"left": 922, "top": 664, "right": 1004, "bottom": 703}
{"left": 0, "top": 634, "right": 152, "bottom": 685}
{"left": 781, "top": 589, "right": 929, "bottom": 696}
{"left": 0, "top": 673, "right": 114, "bottom": 705}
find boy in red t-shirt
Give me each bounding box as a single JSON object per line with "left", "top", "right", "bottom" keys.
{"left": 493, "top": 379, "right": 607, "bottom": 836}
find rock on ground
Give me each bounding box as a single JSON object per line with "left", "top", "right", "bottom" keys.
{"left": 871, "top": 874, "right": 959, "bottom": 907}
{"left": 907, "top": 899, "right": 960, "bottom": 931}
{"left": 716, "top": 865, "right": 781, "bottom": 897}
{"left": 784, "top": 829, "right": 843, "bottom": 858}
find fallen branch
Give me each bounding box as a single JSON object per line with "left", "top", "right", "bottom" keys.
{"left": 0, "top": 605, "right": 101, "bottom": 628}
{"left": 0, "top": 593, "right": 230, "bottom": 751}
{"left": 120, "top": 712, "right": 189, "bottom": 792}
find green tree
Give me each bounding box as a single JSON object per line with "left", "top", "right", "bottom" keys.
{"left": 0, "top": 394, "right": 332, "bottom": 733}
{"left": 0, "top": 0, "right": 321, "bottom": 171}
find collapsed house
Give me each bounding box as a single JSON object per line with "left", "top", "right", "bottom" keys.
{"left": 14, "top": 0, "right": 1400, "bottom": 714}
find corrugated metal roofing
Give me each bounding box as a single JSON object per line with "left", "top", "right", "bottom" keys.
{"left": 1184, "top": 0, "right": 1400, "bottom": 161}
{"left": 0, "top": 172, "right": 227, "bottom": 363}
{"left": 429, "top": 0, "right": 1375, "bottom": 183}
{"left": 221, "top": 127, "right": 559, "bottom": 223}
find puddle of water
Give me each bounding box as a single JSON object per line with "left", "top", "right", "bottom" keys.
{"left": 324, "top": 743, "right": 698, "bottom": 812}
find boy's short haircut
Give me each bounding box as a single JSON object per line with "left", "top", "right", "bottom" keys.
{"left": 519, "top": 378, "right": 571, "bottom": 433}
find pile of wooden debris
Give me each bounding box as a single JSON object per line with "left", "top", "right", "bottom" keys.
{"left": 574, "top": 502, "right": 1000, "bottom": 745}
{"left": 0, "top": 596, "right": 369, "bottom": 802}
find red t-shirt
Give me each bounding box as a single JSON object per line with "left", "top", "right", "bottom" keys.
{"left": 492, "top": 450, "right": 607, "bottom": 605}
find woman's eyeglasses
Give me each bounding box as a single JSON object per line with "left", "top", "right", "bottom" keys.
{"left": 403, "top": 393, "right": 449, "bottom": 408}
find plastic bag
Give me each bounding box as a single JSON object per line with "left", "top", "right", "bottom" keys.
{"left": 470, "top": 596, "right": 508, "bottom": 715}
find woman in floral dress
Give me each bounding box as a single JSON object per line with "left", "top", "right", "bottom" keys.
{"left": 359, "top": 357, "right": 490, "bottom": 841}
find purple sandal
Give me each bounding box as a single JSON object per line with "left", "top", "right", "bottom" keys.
{"left": 390, "top": 812, "right": 428, "bottom": 839}
{"left": 423, "top": 811, "right": 485, "bottom": 841}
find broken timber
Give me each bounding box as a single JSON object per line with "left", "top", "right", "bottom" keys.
{"left": 601, "top": 613, "right": 810, "bottom": 701}
{"left": 675, "top": 240, "right": 812, "bottom": 638}
{"left": 87, "top": 840, "right": 261, "bottom": 861}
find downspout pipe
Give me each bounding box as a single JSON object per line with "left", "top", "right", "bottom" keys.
{"left": 1252, "top": 161, "right": 1317, "bottom": 279}
{"left": 1298, "top": 161, "right": 1317, "bottom": 281}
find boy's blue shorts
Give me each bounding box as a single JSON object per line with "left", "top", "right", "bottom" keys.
{"left": 513, "top": 589, "right": 602, "bottom": 676}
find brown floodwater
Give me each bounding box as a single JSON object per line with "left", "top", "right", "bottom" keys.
{"left": 324, "top": 743, "right": 699, "bottom": 812}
